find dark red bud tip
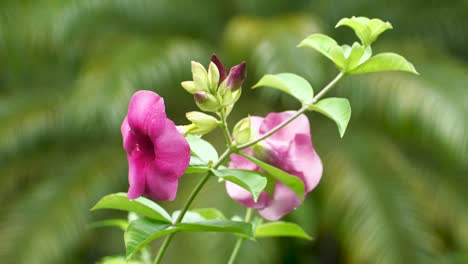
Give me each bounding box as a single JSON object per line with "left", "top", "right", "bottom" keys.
{"left": 194, "top": 91, "right": 207, "bottom": 103}
{"left": 210, "top": 54, "right": 227, "bottom": 83}
{"left": 227, "top": 62, "right": 246, "bottom": 91}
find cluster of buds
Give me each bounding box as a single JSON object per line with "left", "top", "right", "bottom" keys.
{"left": 180, "top": 55, "right": 246, "bottom": 135}
{"left": 182, "top": 55, "right": 246, "bottom": 112}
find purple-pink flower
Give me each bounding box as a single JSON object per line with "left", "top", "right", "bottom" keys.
{"left": 121, "top": 90, "right": 190, "bottom": 201}
{"left": 226, "top": 111, "right": 323, "bottom": 221}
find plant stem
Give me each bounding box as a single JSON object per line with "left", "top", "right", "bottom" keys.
{"left": 153, "top": 72, "right": 344, "bottom": 263}
{"left": 153, "top": 147, "right": 232, "bottom": 264}
{"left": 227, "top": 208, "right": 253, "bottom": 264}
{"left": 219, "top": 108, "right": 232, "bottom": 145}
{"left": 237, "top": 72, "right": 344, "bottom": 150}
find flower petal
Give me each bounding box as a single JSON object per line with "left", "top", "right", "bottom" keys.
{"left": 260, "top": 111, "right": 310, "bottom": 149}
{"left": 225, "top": 181, "right": 270, "bottom": 209}
{"left": 258, "top": 183, "right": 301, "bottom": 221}
{"left": 149, "top": 118, "right": 190, "bottom": 177}
{"left": 145, "top": 168, "right": 179, "bottom": 201}
{"left": 127, "top": 90, "right": 166, "bottom": 134}
{"left": 288, "top": 134, "right": 323, "bottom": 192}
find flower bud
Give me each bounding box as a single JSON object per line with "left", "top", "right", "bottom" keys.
{"left": 194, "top": 91, "right": 220, "bottom": 112}
{"left": 226, "top": 62, "right": 246, "bottom": 91}
{"left": 232, "top": 117, "right": 252, "bottom": 144}
{"left": 185, "top": 111, "right": 219, "bottom": 135}
{"left": 191, "top": 61, "right": 210, "bottom": 93}
{"left": 210, "top": 54, "right": 227, "bottom": 83}
{"left": 207, "top": 62, "right": 220, "bottom": 92}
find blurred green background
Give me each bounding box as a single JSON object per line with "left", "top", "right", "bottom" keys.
{"left": 1, "top": 0, "right": 467, "bottom": 263}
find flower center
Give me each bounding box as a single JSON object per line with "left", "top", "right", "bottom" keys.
{"left": 132, "top": 131, "right": 156, "bottom": 161}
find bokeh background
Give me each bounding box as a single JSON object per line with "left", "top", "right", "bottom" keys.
{"left": 1, "top": 0, "right": 467, "bottom": 263}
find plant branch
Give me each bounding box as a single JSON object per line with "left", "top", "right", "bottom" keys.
{"left": 237, "top": 72, "right": 344, "bottom": 150}
{"left": 227, "top": 208, "right": 253, "bottom": 264}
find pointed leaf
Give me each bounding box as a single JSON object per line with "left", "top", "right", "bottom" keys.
{"left": 238, "top": 153, "right": 304, "bottom": 200}
{"left": 309, "top": 97, "right": 351, "bottom": 137}
{"left": 336, "top": 17, "right": 392, "bottom": 46}
{"left": 211, "top": 169, "right": 267, "bottom": 202}
{"left": 298, "top": 34, "right": 345, "bottom": 69}
{"left": 124, "top": 218, "right": 253, "bottom": 258}
{"left": 349, "top": 53, "right": 418, "bottom": 75}
{"left": 172, "top": 208, "right": 226, "bottom": 222}
{"left": 89, "top": 219, "right": 128, "bottom": 231}
{"left": 185, "top": 135, "right": 218, "bottom": 174}
{"left": 255, "top": 221, "right": 312, "bottom": 240}
{"left": 176, "top": 220, "right": 252, "bottom": 238}
{"left": 91, "top": 193, "right": 172, "bottom": 223}
{"left": 344, "top": 42, "right": 372, "bottom": 72}
{"left": 125, "top": 219, "right": 173, "bottom": 258}
{"left": 253, "top": 73, "right": 314, "bottom": 105}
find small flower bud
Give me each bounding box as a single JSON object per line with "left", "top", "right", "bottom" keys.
{"left": 181, "top": 81, "right": 198, "bottom": 94}
{"left": 191, "top": 61, "right": 210, "bottom": 92}
{"left": 207, "top": 62, "right": 220, "bottom": 92}
{"left": 185, "top": 111, "right": 219, "bottom": 135}
{"left": 232, "top": 117, "right": 252, "bottom": 144}
{"left": 210, "top": 54, "right": 227, "bottom": 83}
{"left": 194, "top": 91, "right": 220, "bottom": 112}
{"left": 226, "top": 62, "right": 246, "bottom": 91}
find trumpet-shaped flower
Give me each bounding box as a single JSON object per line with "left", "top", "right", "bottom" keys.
{"left": 121, "top": 90, "right": 190, "bottom": 201}
{"left": 226, "top": 111, "right": 322, "bottom": 220}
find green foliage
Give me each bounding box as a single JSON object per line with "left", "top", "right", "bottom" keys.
{"left": 349, "top": 52, "right": 418, "bottom": 75}
{"left": 211, "top": 169, "right": 268, "bottom": 202}
{"left": 239, "top": 152, "right": 305, "bottom": 200}
{"left": 254, "top": 221, "right": 312, "bottom": 240}
{"left": 185, "top": 135, "right": 218, "bottom": 173}
{"left": 1, "top": 1, "right": 467, "bottom": 263}
{"left": 253, "top": 73, "right": 314, "bottom": 105}
{"left": 125, "top": 217, "right": 252, "bottom": 258}
{"left": 92, "top": 193, "right": 172, "bottom": 223}
{"left": 336, "top": 17, "right": 393, "bottom": 46}
{"left": 309, "top": 97, "right": 351, "bottom": 137}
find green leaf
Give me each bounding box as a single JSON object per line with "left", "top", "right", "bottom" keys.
{"left": 252, "top": 73, "right": 314, "bottom": 105}
{"left": 124, "top": 218, "right": 253, "bottom": 258}
{"left": 344, "top": 42, "right": 372, "bottom": 72}
{"left": 349, "top": 53, "right": 418, "bottom": 75}
{"left": 91, "top": 193, "right": 172, "bottom": 223}
{"left": 172, "top": 208, "right": 226, "bottom": 222}
{"left": 125, "top": 219, "right": 173, "bottom": 258}
{"left": 176, "top": 220, "right": 252, "bottom": 238}
{"left": 254, "top": 221, "right": 312, "bottom": 240}
{"left": 186, "top": 156, "right": 210, "bottom": 174}
{"left": 238, "top": 153, "right": 304, "bottom": 200}
{"left": 185, "top": 135, "right": 218, "bottom": 163}
{"left": 190, "top": 208, "right": 227, "bottom": 221}
{"left": 336, "top": 17, "right": 392, "bottom": 46}
{"left": 89, "top": 219, "right": 128, "bottom": 231}
{"left": 97, "top": 256, "right": 142, "bottom": 264}
{"left": 211, "top": 169, "right": 268, "bottom": 202}
{"left": 309, "top": 97, "right": 351, "bottom": 137}
{"left": 298, "top": 34, "right": 345, "bottom": 69}
{"left": 185, "top": 135, "right": 218, "bottom": 173}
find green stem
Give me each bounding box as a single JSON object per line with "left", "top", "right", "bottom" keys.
{"left": 153, "top": 148, "right": 232, "bottom": 264}
{"left": 153, "top": 72, "right": 344, "bottom": 263}
{"left": 227, "top": 208, "right": 253, "bottom": 264}
{"left": 237, "top": 72, "right": 344, "bottom": 150}
{"left": 219, "top": 108, "right": 232, "bottom": 145}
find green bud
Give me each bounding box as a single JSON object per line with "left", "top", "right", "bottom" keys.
{"left": 217, "top": 82, "right": 242, "bottom": 107}
{"left": 207, "top": 62, "right": 220, "bottom": 92}
{"left": 191, "top": 61, "right": 210, "bottom": 92}
{"left": 194, "top": 91, "right": 221, "bottom": 112}
{"left": 185, "top": 111, "right": 219, "bottom": 135}
{"left": 181, "top": 81, "right": 198, "bottom": 94}
{"left": 232, "top": 117, "right": 251, "bottom": 144}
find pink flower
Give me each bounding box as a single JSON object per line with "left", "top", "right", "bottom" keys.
{"left": 226, "top": 111, "right": 322, "bottom": 220}
{"left": 121, "top": 90, "right": 190, "bottom": 201}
